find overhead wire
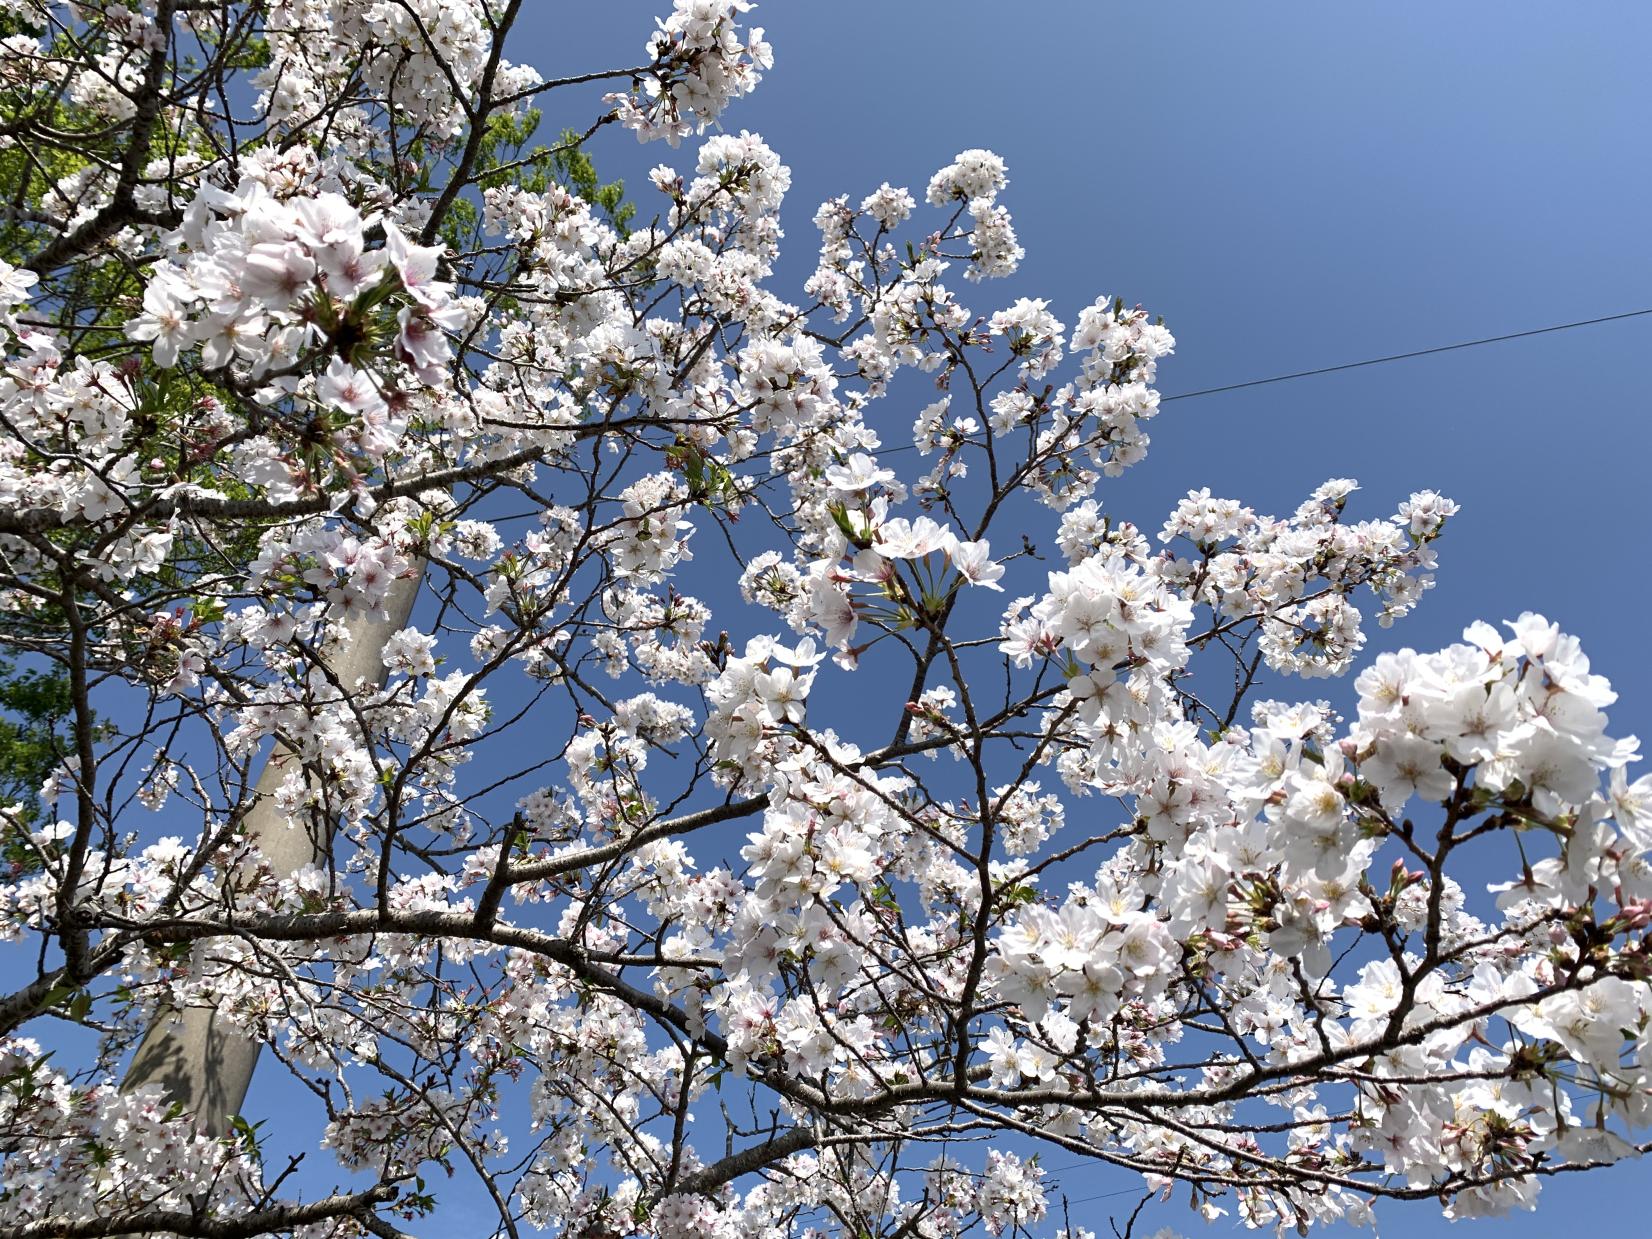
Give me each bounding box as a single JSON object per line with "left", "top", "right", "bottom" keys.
{"left": 1058, "top": 1186, "right": 1143, "bottom": 1207}
{"left": 866, "top": 306, "right": 1652, "bottom": 459}
{"left": 1040, "top": 1159, "right": 1147, "bottom": 1210}
{"left": 1157, "top": 307, "right": 1652, "bottom": 403}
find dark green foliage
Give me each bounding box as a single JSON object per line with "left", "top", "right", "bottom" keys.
{"left": 0, "top": 658, "right": 77, "bottom": 828}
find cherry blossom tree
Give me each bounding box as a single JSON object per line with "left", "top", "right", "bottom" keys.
{"left": 1, "top": 3, "right": 1649, "bottom": 1238}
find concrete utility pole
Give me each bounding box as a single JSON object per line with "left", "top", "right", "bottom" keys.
{"left": 123, "top": 568, "right": 425, "bottom": 1135}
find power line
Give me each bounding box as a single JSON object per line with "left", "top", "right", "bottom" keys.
{"left": 1159, "top": 307, "right": 1652, "bottom": 402}
{"left": 1042, "top": 1160, "right": 1145, "bottom": 1208}
{"left": 1058, "top": 1185, "right": 1143, "bottom": 1207}
{"left": 864, "top": 306, "right": 1651, "bottom": 459}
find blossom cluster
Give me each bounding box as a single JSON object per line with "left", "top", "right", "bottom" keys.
{"left": 609, "top": 0, "right": 774, "bottom": 145}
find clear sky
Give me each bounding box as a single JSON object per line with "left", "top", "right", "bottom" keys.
{"left": 512, "top": 3, "right": 1652, "bottom": 1234}
{"left": 236, "top": 4, "right": 1652, "bottom": 1234}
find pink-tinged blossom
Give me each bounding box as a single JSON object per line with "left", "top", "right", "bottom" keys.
{"left": 948, "top": 538, "right": 1005, "bottom": 590}
{"left": 383, "top": 221, "right": 450, "bottom": 309}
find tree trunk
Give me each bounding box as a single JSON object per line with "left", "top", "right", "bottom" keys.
{"left": 122, "top": 567, "right": 424, "bottom": 1135}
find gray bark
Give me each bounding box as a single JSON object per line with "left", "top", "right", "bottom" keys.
{"left": 122, "top": 567, "right": 424, "bottom": 1135}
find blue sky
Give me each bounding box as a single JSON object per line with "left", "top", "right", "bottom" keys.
{"left": 512, "top": 3, "right": 1652, "bottom": 1234}
{"left": 224, "top": 4, "right": 1651, "bottom": 1235}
